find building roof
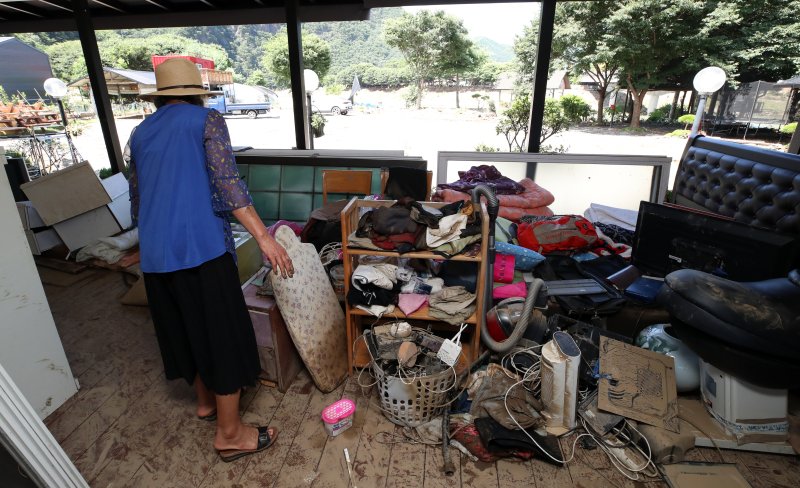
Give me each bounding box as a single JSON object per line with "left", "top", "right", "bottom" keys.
{"left": 69, "top": 67, "right": 156, "bottom": 94}
{"left": 778, "top": 75, "right": 800, "bottom": 87}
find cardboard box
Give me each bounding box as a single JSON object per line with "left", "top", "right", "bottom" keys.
{"left": 16, "top": 201, "right": 46, "bottom": 230}
{"left": 20, "top": 162, "right": 111, "bottom": 226}
{"left": 101, "top": 173, "right": 132, "bottom": 229}
{"left": 24, "top": 228, "right": 63, "bottom": 255}
{"left": 53, "top": 206, "right": 122, "bottom": 252}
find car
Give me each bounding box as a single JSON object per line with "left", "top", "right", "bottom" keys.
{"left": 312, "top": 96, "right": 352, "bottom": 115}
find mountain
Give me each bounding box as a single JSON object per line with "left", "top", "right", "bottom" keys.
{"left": 474, "top": 36, "right": 514, "bottom": 63}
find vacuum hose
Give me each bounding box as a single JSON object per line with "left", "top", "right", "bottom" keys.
{"left": 471, "top": 183, "right": 547, "bottom": 353}
{"left": 481, "top": 277, "right": 548, "bottom": 353}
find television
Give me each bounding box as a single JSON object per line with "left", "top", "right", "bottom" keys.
{"left": 632, "top": 201, "right": 800, "bottom": 281}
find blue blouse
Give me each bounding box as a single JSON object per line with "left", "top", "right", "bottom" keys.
{"left": 125, "top": 104, "right": 253, "bottom": 273}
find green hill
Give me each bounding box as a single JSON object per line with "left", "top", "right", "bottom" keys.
{"left": 475, "top": 37, "right": 514, "bottom": 63}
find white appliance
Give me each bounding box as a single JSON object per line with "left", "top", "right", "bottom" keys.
{"left": 540, "top": 331, "right": 581, "bottom": 434}
{"left": 700, "top": 359, "right": 788, "bottom": 442}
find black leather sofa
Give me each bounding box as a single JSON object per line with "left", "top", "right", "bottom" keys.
{"left": 660, "top": 136, "right": 800, "bottom": 388}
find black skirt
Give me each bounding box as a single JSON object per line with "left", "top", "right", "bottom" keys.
{"left": 143, "top": 252, "right": 260, "bottom": 395}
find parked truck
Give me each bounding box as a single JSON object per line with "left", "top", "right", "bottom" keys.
{"left": 207, "top": 94, "right": 271, "bottom": 118}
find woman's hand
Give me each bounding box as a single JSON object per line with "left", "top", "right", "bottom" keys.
{"left": 258, "top": 235, "right": 294, "bottom": 279}
{"left": 232, "top": 205, "right": 294, "bottom": 278}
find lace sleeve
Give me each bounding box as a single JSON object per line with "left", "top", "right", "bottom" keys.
{"left": 124, "top": 131, "right": 139, "bottom": 227}
{"left": 204, "top": 109, "right": 253, "bottom": 214}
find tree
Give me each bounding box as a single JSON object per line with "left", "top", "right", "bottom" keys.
{"left": 513, "top": 19, "right": 541, "bottom": 87}
{"left": 45, "top": 33, "right": 231, "bottom": 83}
{"left": 552, "top": 1, "right": 619, "bottom": 124}
{"left": 261, "top": 31, "right": 331, "bottom": 88}
{"left": 702, "top": 0, "right": 800, "bottom": 83}
{"left": 604, "top": 1, "right": 711, "bottom": 127}
{"left": 496, "top": 94, "right": 570, "bottom": 151}
{"left": 384, "top": 10, "right": 472, "bottom": 109}
{"left": 439, "top": 39, "right": 485, "bottom": 109}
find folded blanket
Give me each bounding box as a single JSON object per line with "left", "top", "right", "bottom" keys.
{"left": 500, "top": 205, "right": 553, "bottom": 222}
{"left": 434, "top": 178, "right": 555, "bottom": 209}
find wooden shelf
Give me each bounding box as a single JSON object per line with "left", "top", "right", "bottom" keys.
{"left": 349, "top": 304, "right": 477, "bottom": 324}
{"left": 341, "top": 197, "right": 489, "bottom": 374}
{"left": 345, "top": 247, "right": 481, "bottom": 262}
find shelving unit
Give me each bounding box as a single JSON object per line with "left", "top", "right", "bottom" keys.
{"left": 340, "top": 197, "right": 489, "bottom": 373}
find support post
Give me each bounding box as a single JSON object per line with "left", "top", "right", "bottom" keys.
{"left": 526, "top": 0, "right": 556, "bottom": 156}
{"left": 690, "top": 95, "right": 707, "bottom": 138}
{"left": 286, "top": 0, "right": 309, "bottom": 150}
{"left": 73, "top": 0, "right": 123, "bottom": 174}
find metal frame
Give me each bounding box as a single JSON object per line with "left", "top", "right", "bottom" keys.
{"left": 0, "top": 364, "right": 88, "bottom": 488}
{"left": 527, "top": 0, "right": 556, "bottom": 155}
{"left": 74, "top": 0, "right": 124, "bottom": 174}
{"left": 436, "top": 150, "right": 672, "bottom": 204}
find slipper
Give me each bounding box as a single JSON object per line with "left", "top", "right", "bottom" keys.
{"left": 198, "top": 410, "right": 217, "bottom": 422}
{"left": 218, "top": 427, "right": 278, "bottom": 463}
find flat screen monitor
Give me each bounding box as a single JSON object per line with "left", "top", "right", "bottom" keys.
{"left": 632, "top": 201, "right": 800, "bottom": 281}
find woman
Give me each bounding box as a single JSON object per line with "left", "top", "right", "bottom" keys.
{"left": 126, "top": 58, "right": 293, "bottom": 462}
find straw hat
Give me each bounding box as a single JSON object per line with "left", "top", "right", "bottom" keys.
{"left": 142, "top": 58, "right": 211, "bottom": 98}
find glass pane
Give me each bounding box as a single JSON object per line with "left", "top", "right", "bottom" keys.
{"left": 299, "top": 3, "right": 539, "bottom": 182}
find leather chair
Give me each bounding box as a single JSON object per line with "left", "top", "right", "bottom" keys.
{"left": 657, "top": 268, "right": 800, "bottom": 389}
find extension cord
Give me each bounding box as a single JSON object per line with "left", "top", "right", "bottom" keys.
{"left": 607, "top": 446, "right": 642, "bottom": 471}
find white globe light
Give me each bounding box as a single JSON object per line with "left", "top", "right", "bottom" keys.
{"left": 303, "top": 69, "right": 320, "bottom": 93}
{"left": 43, "top": 77, "right": 68, "bottom": 98}
{"left": 693, "top": 67, "right": 726, "bottom": 94}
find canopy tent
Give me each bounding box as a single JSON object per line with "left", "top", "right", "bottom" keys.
{"left": 69, "top": 67, "right": 155, "bottom": 96}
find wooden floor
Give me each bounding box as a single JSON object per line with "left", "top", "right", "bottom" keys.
{"left": 42, "top": 268, "right": 800, "bottom": 488}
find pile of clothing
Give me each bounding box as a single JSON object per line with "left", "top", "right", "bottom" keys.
{"left": 348, "top": 198, "right": 482, "bottom": 257}
{"left": 346, "top": 260, "right": 476, "bottom": 323}
{"left": 433, "top": 165, "right": 554, "bottom": 221}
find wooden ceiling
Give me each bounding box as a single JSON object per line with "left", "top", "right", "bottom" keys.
{"left": 0, "top": 0, "right": 372, "bottom": 32}
{"left": 0, "top": 1, "right": 541, "bottom": 33}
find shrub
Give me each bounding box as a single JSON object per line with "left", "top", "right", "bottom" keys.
{"left": 647, "top": 104, "right": 672, "bottom": 123}
{"left": 311, "top": 113, "right": 325, "bottom": 137}
{"left": 488, "top": 100, "right": 496, "bottom": 114}
{"left": 677, "top": 114, "right": 695, "bottom": 130}
{"left": 559, "top": 95, "right": 592, "bottom": 123}
{"left": 475, "top": 144, "right": 499, "bottom": 152}
{"left": 667, "top": 129, "right": 691, "bottom": 138}
{"left": 324, "top": 83, "right": 346, "bottom": 95}
{"left": 780, "top": 122, "right": 797, "bottom": 134}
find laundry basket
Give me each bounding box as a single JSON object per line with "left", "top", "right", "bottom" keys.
{"left": 370, "top": 331, "right": 466, "bottom": 427}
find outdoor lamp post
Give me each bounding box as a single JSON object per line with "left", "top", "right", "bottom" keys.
{"left": 690, "top": 67, "right": 727, "bottom": 137}
{"left": 43, "top": 77, "right": 80, "bottom": 164}
{"left": 304, "top": 69, "right": 319, "bottom": 149}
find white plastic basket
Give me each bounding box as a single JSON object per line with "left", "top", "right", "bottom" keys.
{"left": 370, "top": 332, "right": 464, "bottom": 427}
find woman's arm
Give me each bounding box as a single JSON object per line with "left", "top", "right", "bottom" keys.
{"left": 232, "top": 206, "right": 293, "bottom": 278}
{"left": 204, "top": 109, "right": 293, "bottom": 278}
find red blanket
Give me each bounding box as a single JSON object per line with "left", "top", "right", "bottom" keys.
{"left": 433, "top": 178, "right": 554, "bottom": 222}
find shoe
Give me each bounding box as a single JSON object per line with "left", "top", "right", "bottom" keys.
{"left": 198, "top": 410, "right": 217, "bottom": 422}
{"left": 218, "top": 427, "right": 278, "bottom": 463}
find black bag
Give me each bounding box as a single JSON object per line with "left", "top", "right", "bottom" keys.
{"left": 535, "top": 255, "right": 626, "bottom": 317}
{"left": 301, "top": 200, "right": 347, "bottom": 251}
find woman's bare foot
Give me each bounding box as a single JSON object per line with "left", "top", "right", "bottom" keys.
{"left": 214, "top": 424, "right": 271, "bottom": 451}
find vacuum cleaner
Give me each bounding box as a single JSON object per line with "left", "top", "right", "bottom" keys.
{"left": 471, "top": 184, "right": 549, "bottom": 353}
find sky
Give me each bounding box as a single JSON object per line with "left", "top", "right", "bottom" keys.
{"left": 403, "top": 3, "right": 539, "bottom": 45}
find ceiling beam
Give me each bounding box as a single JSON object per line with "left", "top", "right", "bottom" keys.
{"left": 0, "top": 2, "right": 45, "bottom": 18}
{"left": 37, "top": 0, "right": 73, "bottom": 12}
{"left": 143, "top": 0, "right": 170, "bottom": 11}
{"left": 90, "top": 0, "right": 126, "bottom": 13}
